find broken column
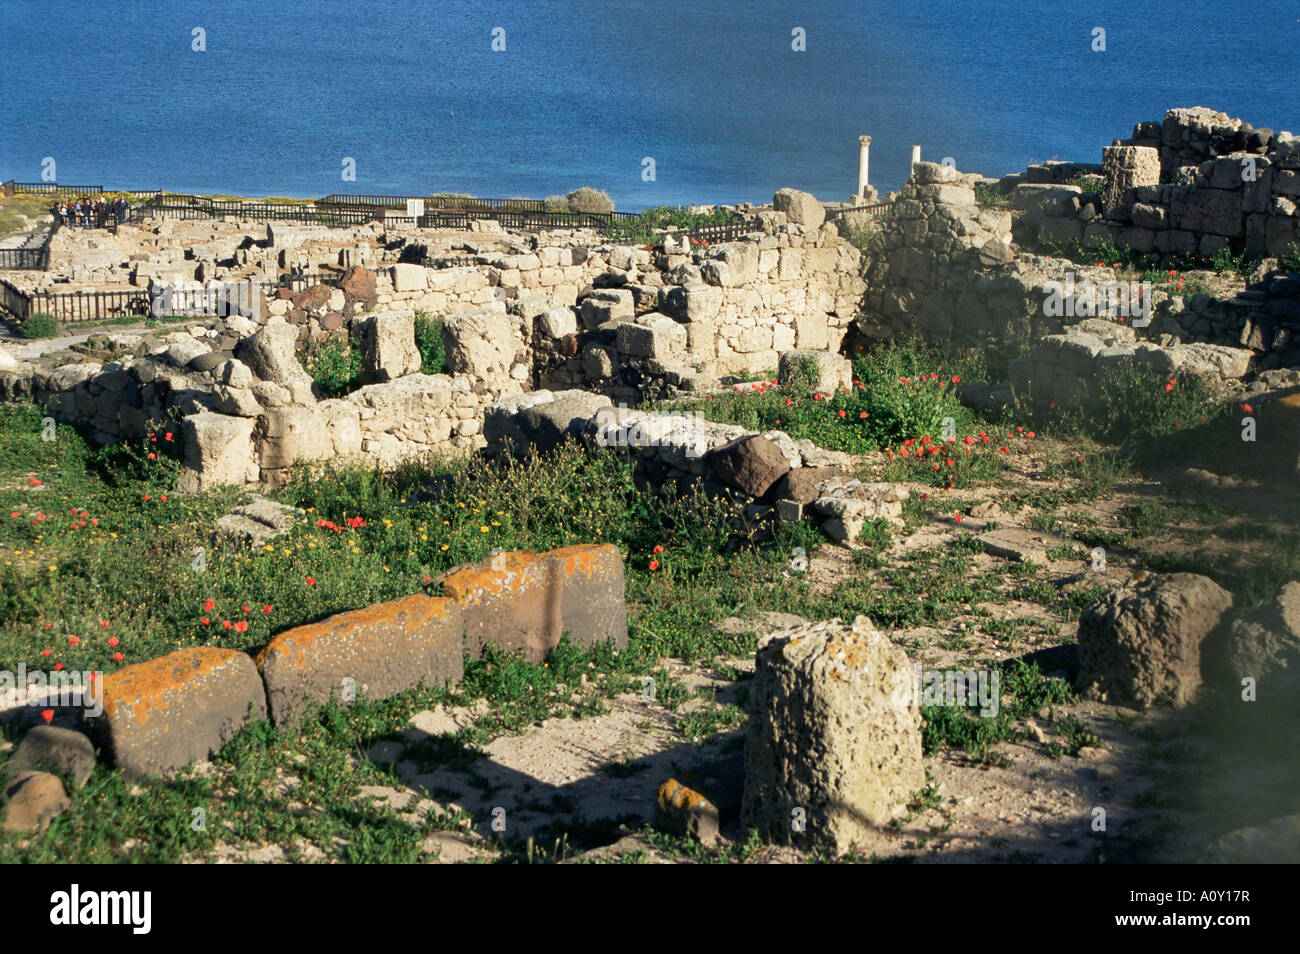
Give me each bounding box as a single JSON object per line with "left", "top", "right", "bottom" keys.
{"left": 741, "top": 616, "right": 924, "bottom": 856}
{"left": 1102, "top": 145, "right": 1161, "bottom": 222}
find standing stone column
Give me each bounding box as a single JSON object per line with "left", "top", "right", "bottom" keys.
{"left": 911, "top": 145, "right": 922, "bottom": 173}
{"left": 857, "top": 135, "right": 872, "bottom": 200}
{"left": 1102, "top": 145, "right": 1160, "bottom": 223}
{"left": 741, "top": 615, "right": 924, "bottom": 856}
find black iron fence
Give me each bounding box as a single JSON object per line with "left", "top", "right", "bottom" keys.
{"left": 1, "top": 271, "right": 347, "bottom": 325}
{"left": 831, "top": 200, "right": 895, "bottom": 222}
{"left": 138, "top": 194, "right": 377, "bottom": 227}
{"left": 1, "top": 282, "right": 152, "bottom": 323}
{"left": 681, "top": 221, "right": 758, "bottom": 245}
{"left": 279, "top": 271, "right": 343, "bottom": 291}
{"left": 3, "top": 181, "right": 104, "bottom": 197}
{"left": 0, "top": 221, "right": 59, "bottom": 270}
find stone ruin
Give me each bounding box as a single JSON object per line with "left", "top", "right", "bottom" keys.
{"left": 3, "top": 105, "right": 1298, "bottom": 506}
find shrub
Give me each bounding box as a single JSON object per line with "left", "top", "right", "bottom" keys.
{"left": 973, "top": 182, "right": 1008, "bottom": 206}
{"left": 1209, "top": 245, "right": 1249, "bottom": 276}
{"left": 298, "top": 336, "right": 362, "bottom": 397}
{"left": 543, "top": 195, "right": 569, "bottom": 212}
{"left": 21, "top": 312, "right": 58, "bottom": 339}
{"left": 413, "top": 310, "right": 447, "bottom": 375}
{"left": 566, "top": 187, "right": 614, "bottom": 214}
{"left": 1282, "top": 242, "right": 1300, "bottom": 274}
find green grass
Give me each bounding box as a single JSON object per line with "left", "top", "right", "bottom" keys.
{"left": 298, "top": 335, "right": 363, "bottom": 397}
{"left": 660, "top": 337, "right": 986, "bottom": 458}
{"left": 414, "top": 310, "right": 447, "bottom": 375}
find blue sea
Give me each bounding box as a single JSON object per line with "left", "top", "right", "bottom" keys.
{"left": 3, "top": 0, "right": 1298, "bottom": 210}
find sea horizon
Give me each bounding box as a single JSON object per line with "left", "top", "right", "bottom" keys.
{"left": 3, "top": 0, "right": 1299, "bottom": 211}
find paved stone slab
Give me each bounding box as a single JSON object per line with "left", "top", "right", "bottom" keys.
{"left": 979, "top": 526, "right": 1077, "bottom": 563}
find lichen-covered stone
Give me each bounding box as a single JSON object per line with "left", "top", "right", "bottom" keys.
{"left": 95, "top": 648, "right": 267, "bottom": 778}
{"left": 257, "top": 595, "right": 463, "bottom": 727}
{"left": 742, "top": 615, "right": 924, "bottom": 856}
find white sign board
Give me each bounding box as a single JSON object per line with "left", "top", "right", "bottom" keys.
{"left": 406, "top": 199, "right": 425, "bottom": 218}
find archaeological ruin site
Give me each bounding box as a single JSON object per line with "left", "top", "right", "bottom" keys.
{"left": 0, "top": 106, "right": 1297, "bottom": 869}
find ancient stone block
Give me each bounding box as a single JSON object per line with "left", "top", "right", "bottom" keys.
{"left": 1102, "top": 145, "right": 1160, "bottom": 221}
{"left": 1078, "top": 573, "right": 1233, "bottom": 708}
{"left": 741, "top": 616, "right": 924, "bottom": 855}
{"left": 707, "top": 435, "right": 791, "bottom": 498}
{"left": 94, "top": 648, "right": 267, "bottom": 778}
{"left": 773, "top": 188, "right": 826, "bottom": 228}
{"left": 257, "top": 595, "right": 463, "bottom": 727}
{"left": 439, "top": 544, "right": 627, "bottom": 663}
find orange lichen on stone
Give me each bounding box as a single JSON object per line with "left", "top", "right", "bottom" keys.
{"left": 102, "top": 647, "right": 245, "bottom": 728}
{"left": 256, "top": 594, "right": 455, "bottom": 672}
{"left": 658, "top": 778, "right": 711, "bottom": 812}
{"left": 440, "top": 551, "right": 549, "bottom": 604}
{"left": 553, "top": 544, "right": 614, "bottom": 581}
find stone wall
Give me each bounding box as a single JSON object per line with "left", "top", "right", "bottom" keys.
{"left": 1009, "top": 108, "right": 1300, "bottom": 262}
{"left": 483, "top": 389, "right": 908, "bottom": 546}
{"left": 2, "top": 311, "right": 515, "bottom": 492}
{"left": 858, "top": 159, "right": 1299, "bottom": 376}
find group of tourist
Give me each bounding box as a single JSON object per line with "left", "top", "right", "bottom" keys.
{"left": 51, "top": 196, "right": 131, "bottom": 228}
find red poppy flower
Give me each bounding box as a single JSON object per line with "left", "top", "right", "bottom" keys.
{"left": 837, "top": 410, "right": 846, "bottom": 418}
{"left": 107, "top": 636, "right": 119, "bottom": 647}
{"left": 234, "top": 621, "right": 248, "bottom": 633}
{"left": 41, "top": 710, "right": 54, "bottom": 724}
{"left": 54, "top": 662, "right": 64, "bottom": 671}
{"left": 262, "top": 605, "right": 272, "bottom": 614}
{"left": 859, "top": 411, "right": 867, "bottom": 419}
{"left": 42, "top": 649, "right": 51, "bottom": 657}
{"left": 200, "top": 617, "right": 210, "bottom": 625}
{"left": 100, "top": 620, "right": 109, "bottom": 628}
{"left": 1239, "top": 403, "right": 1253, "bottom": 414}
{"left": 242, "top": 604, "right": 250, "bottom": 614}
{"left": 954, "top": 514, "right": 963, "bottom": 523}
{"left": 113, "top": 652, "right": 124, "bottom": 662}
{"left": 67, "top": 636, "right": 79, "bottom": 646}
{"left": 652, "top": 545, "right": 664, "bottom": 554}
{"left": 649, "top": 560, "right": 660, "bottom": 571}
{"left": 147, "top": 452, "right": 156, "bottom": 460}
{"left": 305, "top": 577, "right": 316, "bottom": 585}
{"left": 204, "top": 598, "right": 215, "bottom": 610}
{"left": 222, "top": 620, "right": 232, "bottom": 629}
